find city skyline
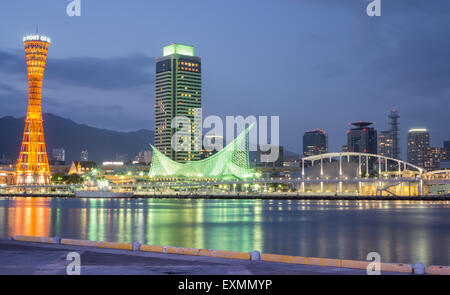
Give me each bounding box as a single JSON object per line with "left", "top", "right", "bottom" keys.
{"left": 0, "top": 1, "right": 449, "bottom": 157}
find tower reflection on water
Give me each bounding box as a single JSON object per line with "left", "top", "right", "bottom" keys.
{"left": 0, "top": 198, "right": 448, "bottom": 266}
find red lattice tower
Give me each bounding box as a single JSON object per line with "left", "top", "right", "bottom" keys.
{"left": 15, "top": 34, "right": 52, "bottom": 185}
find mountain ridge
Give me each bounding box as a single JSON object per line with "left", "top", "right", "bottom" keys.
{"left": 0, "top": 113, "right": 154, "bottom": 163}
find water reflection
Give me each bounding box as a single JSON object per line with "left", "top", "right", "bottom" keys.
{"left": 0, "top": 197, "right": 448, "bottom": 266}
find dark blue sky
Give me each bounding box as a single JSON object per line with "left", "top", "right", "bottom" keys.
{"left": 0, "top": 0, "right": 449, "bottom": 157}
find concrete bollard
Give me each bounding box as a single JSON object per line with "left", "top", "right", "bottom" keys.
{"left": 133, "top": 242, "right": 141, "bottom": 252}
{"left": 250, "top": 250, "right": 261, "bottom": 261}
{"left": 414, "top": 262, "right": 426, "bottom": 275}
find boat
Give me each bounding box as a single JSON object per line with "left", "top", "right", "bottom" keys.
{"left": 74, "top": 170, "right": 134, "bottom": 198}
{"left": 74, "top": 189, "right": 133, "bottom": 198}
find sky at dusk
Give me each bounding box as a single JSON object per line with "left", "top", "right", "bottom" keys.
{"left": 0, "top": 0, "right": 449, "bottom": 157}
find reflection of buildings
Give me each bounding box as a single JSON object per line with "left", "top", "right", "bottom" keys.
{"left": 155, "top": 43, "right": 202, "bottom": 163}
{"left": 15, "top": 34, "right": 52, "bottom": 185}
{"left": 8, "top": 198, "right": 51, "bottom": 237}
{"left": 303, "top": 129, "right": 328, "bottom": 157}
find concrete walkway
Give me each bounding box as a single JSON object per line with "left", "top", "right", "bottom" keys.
{"left": 0, "top": 239, "right": 408, "bottom": 275}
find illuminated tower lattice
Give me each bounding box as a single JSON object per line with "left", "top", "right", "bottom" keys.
{"left": 15, "top": 34, "right": 52, "bottom": 185}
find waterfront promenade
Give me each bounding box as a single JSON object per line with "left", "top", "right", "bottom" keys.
{"left": 0, "top": 239, "right": 409, "bottom": 275}
{"left": 0, "top": 192, "right": 449, "bottom": 200}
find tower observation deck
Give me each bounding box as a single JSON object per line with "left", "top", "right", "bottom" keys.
{"left": 15, "top": 34, "right": 52, "bottom": 185}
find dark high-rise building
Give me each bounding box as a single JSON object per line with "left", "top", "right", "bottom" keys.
{"left": 346, "top": 122, "right": 377, "bottom": 154}
{"left": 444, "top": 140, "right": 450, "bottom": 159}
{"left": 389, "top": 109, "right": 400, "bottom": 159}
{"left": 155, "top": 43, "right": 202, "bottom": 163}
{"left": 407, "top": 129, "right": 429, "bottom": 168}
{"left": 303, "top": 129, "right": 328, "bottom": 157}
{"left": 378, "top": 109, "right": 400, "bottom": 159}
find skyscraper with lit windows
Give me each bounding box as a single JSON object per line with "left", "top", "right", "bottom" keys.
{"left": 154, "top": 43, "right": 202, "bottom": 163}
{"left": 407, "top": 129, "right": 429, "bottom": 168}
{"left": 303, "top": 129, "right": 328, "bottom": 157}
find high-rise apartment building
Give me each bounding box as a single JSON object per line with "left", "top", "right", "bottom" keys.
{"left": 425, "top": 147, "right": 446, "bottom": 171}
{"left": 378, "top": 130, "right": 393, "bottom": 158}
{"left": 155, "top": 43, "right": 202, "bottom": 163}
{"left": 407, "top": 129, "right": 429, "bottom": 168}
{"left": 303, "top": 129, "right": 328, "bottom": 157}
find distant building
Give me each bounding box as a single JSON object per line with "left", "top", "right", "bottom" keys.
{"left": 407, "top": 129, "right": 429, "bottom": 168}
{"left": 0, "top": 155, "right": 12, "bottom": 165}
{"left": 143, "top": 150, "right": 152, "bottom": 164}
{"left": 80, "top": 150, "right": 88, "bottom": 161}
{"left": 200, "top": 134, "right": 224, "bottom": 159}
{"left": 303, "top": 129, "right": 328, "bottom": 157}
{"left": 115, "top": 153, "right": 129, "bottom": 164}
{"left": 378, "top": 131, "right": 393, "bottom": 158}
{"left": 378, "top": 109, "right": 400, "bottom": 159}
{"left": 440, "top": 160, "right": 450, "bottom": 170}
{"left": 51, "top": 148, "right": 66, "bottom": 165}
{"left": 155, "top": 43, "right": 202, "bottom": 163}
{"left": 444, "top": 140, "right": 450, "bottom": 159}
{"left": 346, "top": 122, "right": 377, "bottom": 154}
{"left": 256, "top": 145, "right": 284, "bottom": 167}
{"left": 388, "top": 109, "right": 400, "bottom": 159}
{"left": 68, "top": 161, "right": 97, "bottom": 175}
{"left": 134, "top": 150, "right": 152, "bottom": 165}
{"left": 425, "top": 147, "right": 446, "bottom": 171}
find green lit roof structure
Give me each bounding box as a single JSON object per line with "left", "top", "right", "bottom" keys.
{"left": 148, "top": 125, "right": 258, "bottom": 180}
{"left": 163, "top": 43, "right": 194, "bottom": 57}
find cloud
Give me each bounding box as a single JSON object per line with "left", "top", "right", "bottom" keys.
{"left": 0, "top": 49, "right": 155, "bottom": 90}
